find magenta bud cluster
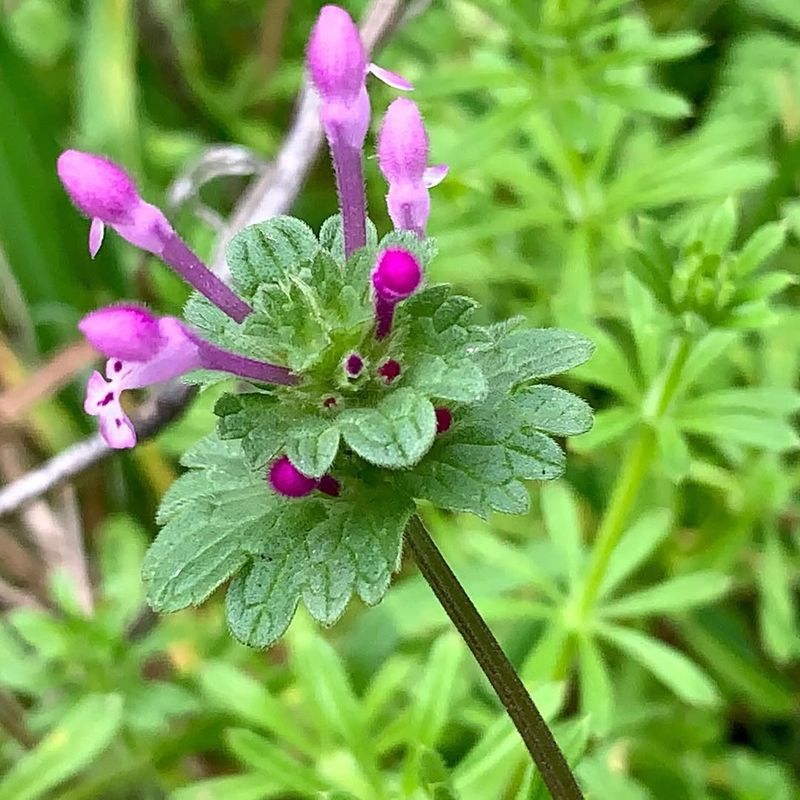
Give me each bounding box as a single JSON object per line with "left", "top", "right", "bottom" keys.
{"left": 268, "top": 456, "right": 340, "bottom": 499}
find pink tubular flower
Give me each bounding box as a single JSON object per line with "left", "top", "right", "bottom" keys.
{"left": 307, "top": 5, "right": 412, "bottom": 257}
{"left": 57, "top": 150, "right": 252, "bottom": 323}
{"left": 372, "top": 248, "right": 422, "bottom": 339}
{"left": 378, "top": 98, "right": 448, "bottom": 238}
{"left": 80, "top": 305, "right": 295, "bottom": 449}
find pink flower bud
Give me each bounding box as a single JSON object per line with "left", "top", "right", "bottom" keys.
{"left": 307, "top": 5, "right": 366, "bottom": 103}
{"left": 435, "top": 407, "right": 453, "bottom": 434}
{"left": 378, "top": 98, "right": 447, "bottom": 238}
{"left": 378, "top": 98, "right": 428, "bottom": 184}
{"left": 372, "top": 248, "right": 422, "bottom": 303}
{"left": 378, "top": 359, "right": 401, "bottom": 382}
{"left": 345, "top": 353, "right": 364, "bottom": 377}
{"left": 269, "top": 456, "right": 318, "bottom": 498}
{"left": 57, "top": 149, "right": 172, "bottom": 258}
{"left": 57, "top": 150, "right": 139, "bottom": 225}
{"left": 318, "top": 475, "right": 341, "bottom": 497}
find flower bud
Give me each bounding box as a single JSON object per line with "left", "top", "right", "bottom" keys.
{"left": 57, "top": 150, "right": 139, "bottom": 224}
{"left": 269, "top": 456, "right": 318, "bottom": 498}
{"left": 372, "top": 248, "right": 422, "bottom": 303}
{"left": 307, "top": 5, "right": 366, "bottom": 103}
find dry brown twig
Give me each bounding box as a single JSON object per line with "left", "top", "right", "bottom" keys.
{"left": 0, "top": 0, "right": 416, "bottom": 519}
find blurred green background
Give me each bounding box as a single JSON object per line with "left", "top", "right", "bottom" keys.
{"left": 0, "top": 0, "right": 798, "bottom": 798}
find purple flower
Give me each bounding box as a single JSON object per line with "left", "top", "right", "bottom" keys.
{"left": 378, "top": 98, "right": 448, "bottom": 238}
{"left": 307, "top": 4, "right": 412, "bottom": 257}
{"left": 372, "top": 248, "right": 422, "bottom": 339}
{"left": 80, "top": 304, "right": 295, "bottom": 449}
{"left": 57, "top": 150, "right": 252, "bottom": 323}
{"left": 81, "top": 308, "right": 201, "bottom": 449}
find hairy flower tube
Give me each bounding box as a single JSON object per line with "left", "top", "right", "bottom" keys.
{"left": 80, "top": 305, "right": 295, "bottom": 449}
{"left": 57, "top": 150, "right": 252, "bottom": 323}
{"left": 378, "top": 97, "right": 448, "bottom": 237}
{"left": 372, "top": 247, "right": 422, "bottom": 338}
{"left": 307, "top": 4, "right": 412, "bottom": 257}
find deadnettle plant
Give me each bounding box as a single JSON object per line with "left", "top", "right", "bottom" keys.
{"left": 59, "top": 8, "right": 593, "bottom": 794}
{"left": 60, "top": 0, "right": 593, "bottom": 672}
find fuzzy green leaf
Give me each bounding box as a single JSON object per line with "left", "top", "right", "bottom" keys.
{"left": 513, "top": 384, "right": 593, "bottom": 436}
{"left": 227, "top": 216, "right": 319, "bottom": 298}
{"left": 284, "top": 418, "right": 340, "bottom": 478}
{"left": 226, "top": 488, "right": 413, "bottom": 648}
{"left": 338, "top": 388, "right": 437, "bottom": 468}
{"left": 399, "top": 398, "right": 565, "bottom": 517}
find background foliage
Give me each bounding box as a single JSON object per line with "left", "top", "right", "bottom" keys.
{"left": 0, "top": 0, "right": 798, "bottom": 798}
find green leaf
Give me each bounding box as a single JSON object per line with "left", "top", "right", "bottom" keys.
{"left": 338, "top": 388, "right": 437, "bottom": 468}
{"left": 285, "top": 418, "right": 340, "bottom": 478}
{"left": 600, "top": 571, "right": 732, "bottom": 617}
{"left": 404, "top": 354, "right": 488, "bottom": 403}
{"left": 577, "top": 635, "right": 613, "bottom": 735}
{"left": 226, "top": 487, "right": 413, "bottom": 648}
{"left": 595, "top": 81, "right": 692, "bottom": 119}
{"left": 702, "top": 198, "right": 738, "bottom": 256}
{"left": 399, "top": 400, "right": 565, "bottom": 518}
{"left": 145, "top": 438, "right": 275, "bottom": 612}
{"left": 0, "top": 694, "right": 123, "bottom": 800}
{"left": 197, "top": 661, "right": 315, "bottom": 755}
{"left": 215, "top": 393, "right": 293, "bottom": 469}
{"left": 570, "top": 406, "right": 639, "bottom": 453}
{"left": 757, "top": 529, "right": 800, "bottom": 663}
{"left": 97, "top": 514, "right": 147, "bottom": 631}
{"left": 676, "top": 410, "right": 799, "bottom": 452}
{"left": 734, "top": 221, "right": 787, "bottom": 276}
{"left": 319, "top": 213, "right": 378, "bottom": 263}
{"left": 227, "top": 216, "right": 319, "bottom": 298}
{"left": 656, "top": 418, "right": 691, "bottom": 483}
{"left": 225, "top": 729, "right": 326, "bottom": 794}
{"left": 540, "top": 483, "right": 584, "bottom": 587}
{"left": 678, "top": 611, "right": 795, "bottom": 714}
{"left": 598, "top": 623, "right": 719, "bottom": 705}
{"left": 288, "top": 623, "right": 383, "bottom": 791}
{"left": 513, "top": 385, "right": 593, "bottom": 436}
{"left": 171, "top": 774, "right": 278, "bottom": 800}
{"left": 599, "top": 509, "right": 672, "bottom": 598}
{"left": 406, "top": 633, "right": 464, "bottom": 748}
{"left": 477, "top": 323, "right": 595, "bottom": 392}
{"left": 678, "top": 387, "right": 800, "bottom": 417}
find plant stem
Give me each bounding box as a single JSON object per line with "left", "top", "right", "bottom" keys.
{"left": 577, "top": 335, "right": 692, "bottom": 618}
{"left": 406, "top": 516, "right": 584, "bottom": 800}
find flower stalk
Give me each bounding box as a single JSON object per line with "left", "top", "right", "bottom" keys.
{"left": 406, "top": 515, "right": 584, "bottom": 800}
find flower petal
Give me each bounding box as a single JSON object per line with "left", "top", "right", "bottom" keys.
{"left": 89, "top": 218, "right": 105, "bottom": 258}
{"left": 79, "top": 304, "right": 163, "bottom": 361}
{"left": 368, "top": 63, "right": 414, "bottom": 91}
{"left": 423, "top": 164, "right": 449, "bottom": 188}
{"left": 100, "top": 412, "right": 137, "bottom": 449}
